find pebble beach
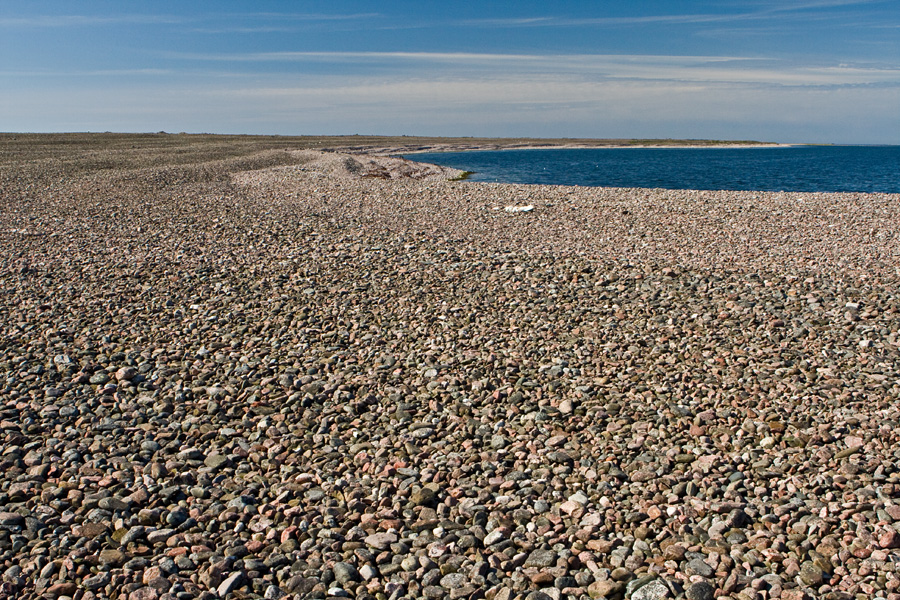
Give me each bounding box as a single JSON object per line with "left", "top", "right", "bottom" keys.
{"left": 2, "top": 136, "right": 900, "bottom": 600}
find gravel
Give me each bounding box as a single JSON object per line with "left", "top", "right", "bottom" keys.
{"left": 1, "top": 138, "right": 900, "bottom": 600}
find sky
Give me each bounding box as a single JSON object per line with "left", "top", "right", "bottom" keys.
{"left": 1, "top": 1, "right": 899, "bottom": 143}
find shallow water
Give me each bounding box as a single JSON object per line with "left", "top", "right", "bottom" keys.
{"left": 409, "top": 145, "right": 900, "bottom": 193}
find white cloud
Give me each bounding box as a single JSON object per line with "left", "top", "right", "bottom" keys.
{"left": 1, "top": 68, "right": 172, "bottom": 77}
{"left": 168, "top": 51, "right": 545, "bottom": 63}
{"left": 165, "top": 51, "right": 900, "bottom": 89}
{"left": 125, "top": 73, "right": 891, "bottom": 141}
{"left": 186, "top": 12, "right": 381, "bottom": 33}
{"left": 0, "top": 11, "right": 380, "bottom": 29}
{"left": 0, "top": 14, "right": 184, "bottom": 28}
{"left": 228, "top": 12, "right": 380, "bottom": 20}
{"left": 3, "top": 54, "right": 898, "bottom": 143}
{"left": 462, "top": 1, "right": 881, "bottom": 29}
{"left": 463, "top": 14, "right": 735, "bottom": 27}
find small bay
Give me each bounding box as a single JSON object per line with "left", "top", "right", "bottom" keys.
{"left": 408, "top": 145, "right": 900, "bottom": 193}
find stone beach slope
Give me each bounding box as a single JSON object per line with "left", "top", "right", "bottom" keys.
{"left": 2, "top": 140, "right": 900, "bottom": 600}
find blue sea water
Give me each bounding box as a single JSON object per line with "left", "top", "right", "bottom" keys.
{"left": 408, "top": 145, "right": 900, "bottom": 193}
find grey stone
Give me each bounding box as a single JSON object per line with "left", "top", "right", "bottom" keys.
{"left": 630, "top": 579, "right": 671, "bottom": 600}
{"left": 264, "top": 585, "right": 286, "bottom": 600}
{"left": 204, "top": 453, "right": 230, "bottom": 470}
{"left": 82, "top": 572, "right": 110, "bottom": 591}
{"left": 359, "top": 564, "right": 378, "bottom": 580}
{"left": 685, "top": 558, "right": 715, "bottom": 578}
{"left": 98, "top": 496, "right": 129, "bottom": 512}
{"left": 218, "top": 571, "right": 245, "bottom": 596}
{"left": 523, "top": 549, "right": 557, "bottom": 568}
{"left": 365, "top": 532, "right": 398, "bottom": 550}
{"left": 439, "top": 572, "right": 467, "bottom": 588}
{"left": 333, "top": 561, "right": 360, "bottom": 584}
{"left": 686, "top": 581, "right": 715, "bottom": 600}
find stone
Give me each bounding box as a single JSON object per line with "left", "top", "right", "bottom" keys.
{"left": 493, "top": 587, "right": 514, "bottom": 600}
{"left": 365, "top": 532, "right": 398, "bottom": 550}
{"left": 128, "top": 588, "right": 160, "bottom": 600}
{"left": 547, "top": 451, "right": 572, "bottom": 464}
{"left": 780, "top": 591, "right": 811, "bottom": 600}
{"left": 78, "top": 522, "right": 109, "bottom": 538}
{"left": 98, "top": 496, "right": 129, "bottom": 511}
{"left": 685, "top": 581, "right": 715, "bottom": 600}
{"left": 440, "top": 572, "right": 467, "bottom": 588}
{"left": 264, "top": 585, "right": 286, "bottom": 599}
{"left": 588, "top": 579, "right": 623, "bottom": 599}
{"left": 483, "top": 528, "right": 507, "bottom": 546}
{"left": 885, "top": 505, "right": 900, "bottom": 521}
{"left": 120, "top": 525, "right": 146, "bottom": 545}
{"left": 410, "top": 486, "right": 437, "bottom": 507}
{"left": 878, "top": 529, "right": 900, "bottom": 549}
{"left": 359, "top": 564, "right": 378, "bottom": 580}
{"left": 218, "top": 572, "right": 246, "bottom": 596}
{"left": 45, "top": 582, "right": 78, "bottom": 598}
{"left": 116, "top": 366, "right": 137, "bottom": 381}
{"left": 0, "top": 512, "right": 25, "bottom": 528}
{"left": 147, "top": 528, "right": 175, "bottom": 545}
{"left": 283, "top": 576, "right": 317, "bottom": 595}
{"left": 523, "top": 549, "right": 557, "bottom": 568}
{"left": 798, "top": 561, "right": 825, "bottom": 586}
{"left": 685, "top": 558, "right": 715, "bottom": 578}
{"left": 568, "top": 491, "right": 588, "bottom": 505}
{"left": 333, "top": 562, "right": 360, "bottom": 584}
{"left": 204, "top": 454, "right": 230, "bottom": 470}
{"left": 83, "top": 572, "right": 110, "bottom": 591}
{"left": 630, "top": 580, "right": 671, "bottom": 600}
{"left": 98, "top": 548, "right": 127, "bottom": 566}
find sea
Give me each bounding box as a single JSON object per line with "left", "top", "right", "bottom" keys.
{"left": 407, "top": 145, "right": 900, "bottom": 193}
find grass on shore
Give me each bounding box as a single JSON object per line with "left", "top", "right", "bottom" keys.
{"left": 447, "top": 171, "right": 475, "bottom": 181}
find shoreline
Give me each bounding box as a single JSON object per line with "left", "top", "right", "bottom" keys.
{"left": 349, "top": 142, "right": 792, "bottom": 157}
{"left": 401, "top": 142, "right": 794, "bottom": 154}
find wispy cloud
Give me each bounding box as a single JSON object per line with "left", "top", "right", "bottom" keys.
{"left": 227, "top": 12, "right": 380, "bottom": 20}
{"left": 161, "top": 51, "right": 900, "bottom": 89}
{"left": 461, "top": 1, "right": 882, "bottom": 29}
{"left": 1, "top": 68, "right": 172, "bottom": 77}
{"left": 0, "top": 14, "right": 184, "bottom": 28}
{"left": 0, "top": 11, "right": 378, "bottom": 31}
{"left": 187, "top": 26, "right": 302, "bottom": 34}
{"left": 167, "top": 51, "right": 549, "bottom": 63}
{"left": 464, "top": 14, "right": 749, "bottom": 28}
{"left": 5, "top": 65, "right": 899, "bottom": 142}
{"left": 753, "top": 0, "right": 878, "bottom": 10}
{"left": 190, "top": 74, "right": 900, "bottom": 141}
{"left": 186, "top": 12, "right": 381, "bottom": 34}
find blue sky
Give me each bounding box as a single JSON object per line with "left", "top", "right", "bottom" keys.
{"left": 2, "top": 1, "right": 899, "bottom": 143}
